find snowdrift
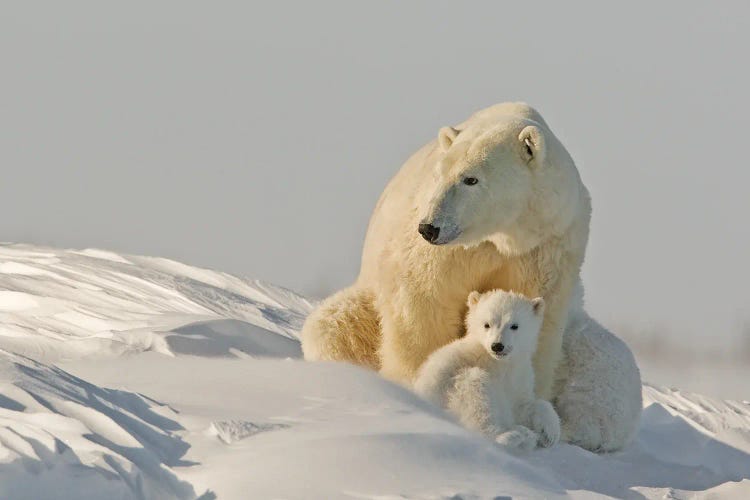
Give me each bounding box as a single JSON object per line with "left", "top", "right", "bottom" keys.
{"left": 0, "top": 243, "right": 748, "bottom": 499}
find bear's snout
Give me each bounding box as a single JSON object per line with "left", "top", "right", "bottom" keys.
{"left": 418, "top": 223, "right": 440, "bottom": 243}
{"left": 491, "top": 342, "right": 505, "bottom": 354}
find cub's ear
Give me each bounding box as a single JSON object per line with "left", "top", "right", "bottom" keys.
{"left": 467, "top": 290, "right": 482, "bottom": 307}
{"left": 531, "top": 297, "right": 545, "bottom": 316}
{"left": 518, "top": 125, "right": 546, "bottom": 164}
{"left": 438, "top": 126, "right": 460, "bottom": 152}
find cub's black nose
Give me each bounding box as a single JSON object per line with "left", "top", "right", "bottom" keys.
{"left": 418, "top": 223, "right": 440, "bottom": 243}
{"left": 491, "top": 342, "right": 505, "bottom": 354}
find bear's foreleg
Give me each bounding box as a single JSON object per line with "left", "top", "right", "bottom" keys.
{"left": 530, "top": 266, "right": 578, "bottom": 400}
{"left": 378, "top": 293, "right": 462, "bottom": 384}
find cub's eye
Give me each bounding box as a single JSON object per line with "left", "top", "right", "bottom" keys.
{"left": 510, "top": 323, "right": 519, "bottom": 330}
{"left": 463, "top": 177, "right": 478, "bottom": 186}
{"left": 484, "top": 323, "right": 490, "bottom": 329}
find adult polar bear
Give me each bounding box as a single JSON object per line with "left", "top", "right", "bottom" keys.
{"left": 302, "top": 102, "right": 642, "bottom": 451}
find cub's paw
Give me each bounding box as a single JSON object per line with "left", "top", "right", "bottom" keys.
{"left": 531, "top": 399, "right": 561, "bottom": 448}
{"left": 496, "top": 425, "right": 538, "bottom": 452}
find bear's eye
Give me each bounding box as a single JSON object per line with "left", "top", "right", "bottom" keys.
{"left": 510, "top": 323, "right": 519, "bottom": 330}
{"left": 463, "top": 177, "right": 478, "bottom": 186}
{"left": 484, "top": 323, "right": 490, "bottom": 329}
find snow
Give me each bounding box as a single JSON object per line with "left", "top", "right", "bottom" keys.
{"left": 0, "top": 291, "right": 40, "bottom": 312}
{"left": 0, "top": 243, "right": 749, "bottom": 499}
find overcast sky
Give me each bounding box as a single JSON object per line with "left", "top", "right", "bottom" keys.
{"left": 2, "top": 2, "right": 749, "bottom": 347}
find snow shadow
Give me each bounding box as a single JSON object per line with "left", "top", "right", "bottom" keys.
{"left": 530, "top": 401, "right": 750, "bottom": 499}
{"left": 3, "top": 356, "right": 209, "bottom": 500}
{"left": 166, "top": 319, "right": 302, "bottom": 358}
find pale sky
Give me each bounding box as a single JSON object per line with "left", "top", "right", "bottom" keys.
{"left": 2, "top": 2, "right": 749, "bottom": 347}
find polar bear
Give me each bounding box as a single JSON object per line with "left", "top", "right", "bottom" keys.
{"left": 553, "top": 282, "right": 643, "bottom": 452}
{"left": 414, "top": 290, "right": 560, "bottom": 450}
{"left": 301, "top": 102, "right": 642, "bottom": 451}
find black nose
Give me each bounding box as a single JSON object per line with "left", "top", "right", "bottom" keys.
{"left": 418, "top": 223, "right": 440, "bottom": 243}
{"left": 491, "top": 342, "right": 505, "bottom": 354}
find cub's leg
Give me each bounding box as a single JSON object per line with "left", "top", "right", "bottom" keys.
{"left": 527, "top": 399, "right": 561, "bottom": 448}
{"left": 446, "top": 366, "right": 497, "bottom": 436}
{"left": 413, "top": 340, "right": 472, "bottom": 406}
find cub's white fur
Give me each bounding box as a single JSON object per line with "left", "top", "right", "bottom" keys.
{"left": 414, "top": 289, "right": 560, "bottom": 449}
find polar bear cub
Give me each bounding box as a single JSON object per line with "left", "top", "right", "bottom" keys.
{"left": 414, "top": 289, "right": 560, "bottom": 450}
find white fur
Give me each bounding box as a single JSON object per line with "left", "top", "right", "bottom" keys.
{"left": 414, "top": 290, "right": 560, "bottom": 450}
{"left": 554, "top": 281, "right": 643, "bottom": 452}
{"left": 301, "top": 102, "right": 642, "bottom": 452}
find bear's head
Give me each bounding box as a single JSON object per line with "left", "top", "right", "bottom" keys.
{"left": 465, "top": 289, "right": 544, "bottom": 360}
{"left": 418, "top": 103, "right": 584, "bottom": 254}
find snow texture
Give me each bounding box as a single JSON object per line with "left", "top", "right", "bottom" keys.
{"left": 0, "top": 243, "right": 748, "bottom": 499}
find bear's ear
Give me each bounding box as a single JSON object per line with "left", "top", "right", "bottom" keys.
{"left": 467, "top": 290, "right": 482, "bottom": 307}
{"left": 518, "top": 125, "right": 546, "bottom": 165}
{"left": 438, "top": 126, "right": 460, "bottom": 152}
{"left": 531, "top": 297, "right": 545, "bottom": 316}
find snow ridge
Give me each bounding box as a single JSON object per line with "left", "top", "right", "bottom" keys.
{"left": 0, "top": 243, "right": 748, "bottom": 499}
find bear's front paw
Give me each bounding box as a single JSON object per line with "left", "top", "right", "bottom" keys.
{"left": 531, "top": 400, "right": 561, "bottom": 448}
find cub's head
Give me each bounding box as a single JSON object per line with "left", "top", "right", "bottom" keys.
{"left": 465, "top": 289, "right": 545, "bottom": 360}
{"left": 418, "top": 103, "right": 582, "bottom": 252}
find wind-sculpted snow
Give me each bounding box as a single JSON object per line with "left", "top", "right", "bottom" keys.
{"left": 0, "top": 350, "right": 204, "bottom": 500}
{"left": 0, "top": 244, "right": 311, "bottom": 362}
{"left": 0, "top": 243, "right": 749, "bottom": 499}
